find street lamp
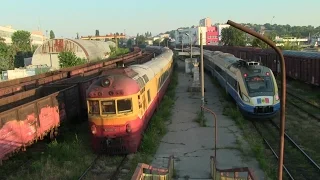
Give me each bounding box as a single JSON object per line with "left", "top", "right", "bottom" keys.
{"left": 185, "top": 33, "right": 192, "bottom": 59}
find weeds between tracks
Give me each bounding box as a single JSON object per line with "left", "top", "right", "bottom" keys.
{"left": 78, "top": 155, "right": 128, "bottom": 180}
{"left": 253, "top": 120, "right": 320, "bottom": 179}
{"left": 3, "top": 122, "right": 96, "bottom": 180}
{"left": 273, "top": 97, "right": 320, "bottom": 171}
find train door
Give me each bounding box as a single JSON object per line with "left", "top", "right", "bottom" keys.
{"left": 138, "top": 95, "right": 143, "bottom": 117}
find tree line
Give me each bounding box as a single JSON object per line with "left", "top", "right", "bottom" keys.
{"left": 220, "top": 27, "right": 303, "bottom": 50}
{"left": 243, "top": 23, "right": 320, "bottom": 38}
{"left": 0, "top": 30, "right": 56, "bottom": 72}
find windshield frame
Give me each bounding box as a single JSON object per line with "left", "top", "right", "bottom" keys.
{"left": 243, "top": 75, "right": 275, "bottom": 97}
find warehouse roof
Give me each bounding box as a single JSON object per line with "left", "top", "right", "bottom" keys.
{"left": 33, "top": 38, "right": 116, "bottom": 61}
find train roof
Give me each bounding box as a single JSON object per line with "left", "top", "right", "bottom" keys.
{"left": 282, "top": 50, "right": 320, "bottom": 59}
{"left": 129, "top": 47, "right": 173, "bottom": 88}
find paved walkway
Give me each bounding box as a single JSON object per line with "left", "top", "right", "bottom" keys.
{"left": 151, "top": 59, "right": 266, "bottom": 179}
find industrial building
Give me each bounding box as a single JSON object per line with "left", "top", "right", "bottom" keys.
{"left": 32, "top": 39, "right": 116, "bottom": 70}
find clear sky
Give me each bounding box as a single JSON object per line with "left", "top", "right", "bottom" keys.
{"left": 2, "top": 0, "right": 319, "bottom": 38}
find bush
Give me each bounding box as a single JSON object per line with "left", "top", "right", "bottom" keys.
{"left": 58, "top": 51, "right": 86, "bottom": 68}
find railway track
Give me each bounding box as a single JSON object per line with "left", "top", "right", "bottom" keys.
{"left": 283, "top": 88, "right": 320, "bottom": 121}
{"left": 78, "top": 155, "right": 128, "bottom": 180}
{"left": 252, "top": 120, "right": 320, "bottom": 180}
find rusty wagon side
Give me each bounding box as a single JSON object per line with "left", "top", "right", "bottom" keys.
{"left": 0, "top": 84, "right": 80, "bottom": 165}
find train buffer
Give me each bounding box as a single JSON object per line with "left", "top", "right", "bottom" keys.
{"left": 131, "top": 155, "right": 256, "bottom": 180}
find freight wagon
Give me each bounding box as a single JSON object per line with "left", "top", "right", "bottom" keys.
{"left": 0, "top": 84, "right": 80, "bottom": 165}
{"left": 195, "top": 45, "right": 320, "bottom": 86}
{"left": 0, "top": 47, "right": 142, "bottom": 98}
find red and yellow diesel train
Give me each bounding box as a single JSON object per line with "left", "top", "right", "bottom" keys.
{"left": 86, "top": 46, "right": 174, "bottom": 154}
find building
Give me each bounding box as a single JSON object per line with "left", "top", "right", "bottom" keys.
{"left": 0, "top": 25, "right": 47, "bottom": 45}
{"left": 80, "top": 33, "right": 126, "bottom": 41}
{"left": 1, "top": 65, "right": 50, "bottom": 81}
{"left": 174, "top": 27, "right": 207, "bottom": 46}
{"left": 199, "top": 18, "right": 212, "bottom": 27}
{"left": 206, "top": 26, "right": 219, "bottom": 45}
{"left": 217, "top": 24, "right": 230, "bottom": 41}
{"left": 32, "top": 39, "right": 116, "bottom": 70}
{"left": 145, "top": 39, "right": 153, "bottom": 45}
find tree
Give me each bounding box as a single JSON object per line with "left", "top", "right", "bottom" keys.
{"left": 50, "top": 30, "right": 55, "bottom": 39}
{"left": 153, "top": 39, "right": 161, "bottom": 46}
{"left": 252, "top": 32, "right": 276, "bottom": 49}
{"left": 136, "top": 34, "right": 146, "bottom": 46}
{"left": 0, "top": 42, "right": 10, "bottom": 71}
{"left": 127, "top": 39, "right": 133, "bottom": 47}
{"left": 95, "top": 30, "right": 99, "bottom": 36}
{"left": 76, "top": 33, "right": 79, "bottom": 39}
{"left": 221, "top": 27, "right": 246, "bottom": 46}
{"left": 279, "top": 41, "right": 301, "bottom": 50}
{"left": 11, "top": 30, "right": 31, "bottom": 51}
{"left": 0, "top": 37, "right": 5, "bottom": 42}
{"left": 58, "top": 51, "right": 87, "bottom": 68}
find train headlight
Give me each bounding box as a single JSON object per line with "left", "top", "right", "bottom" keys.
{"left": 275, "top": 94, "right": 280, "bottom": 101}
{"left": 126, "top": 124, "right": 132, "bottom": 133}
{"left": 91, "top": 125, "right": 97, "bottom": 135}
{"left": 101, "top": 78, "right": 111, "bottom": 87}
{"left": 242, "top": 93, "right": 250, "bottom": 102}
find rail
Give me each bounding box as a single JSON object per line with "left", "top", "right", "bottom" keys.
{"left": 278, "top": 87, "right": 320, "bottom": 121}
{"left": 252, "top": 120, "right": 320, "bottom": 179}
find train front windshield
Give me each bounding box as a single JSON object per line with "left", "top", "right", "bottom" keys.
{"left": 245, "top": 76, "right": 274, "bottom": 96}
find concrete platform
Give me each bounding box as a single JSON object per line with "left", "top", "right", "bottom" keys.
{"left": 150, "top": 60, "right": 266, "bottom": 179}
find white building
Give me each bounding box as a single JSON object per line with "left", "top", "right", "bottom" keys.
{"left": 0, "top": 25, "right": 47, "bottom": 46}
{"left": 217, "top": 24, "right": 230, "bottom": 41}
{"left": 174, "top": 27, "right": 207, "bottom": 46}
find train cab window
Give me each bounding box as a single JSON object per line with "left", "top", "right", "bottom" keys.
{"left": 101, "top": 100, "right": 116, "bottom": 114}
{"left": 117, "top": 99, "right": 132, "bottom": 113}
{"left": 245, "top": 76, "right": 273, "bottom": 93}
{"left": 88, "top": 100, "right": 100, "bottom": 114}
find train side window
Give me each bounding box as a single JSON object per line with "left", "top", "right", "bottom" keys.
{"left": 101, "top": 100, "right": 116, "bottom": 114}
{"left": 117, "top": 98, "right": 132, "bottom": 113}
{"left": 88, "top": 100, "right": 100, "bottom": 114}
{"left": 147, "top": 90, "right": 151, "bottom": 103}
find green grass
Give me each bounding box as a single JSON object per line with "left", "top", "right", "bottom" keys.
{"left": 4, "top": 123, "right": 96, "bottom": 180}
{"left": 210, "top": 75, "right": 278, "bottom": 180}
{"left": 121, "top": 62, "right": 178, "bottom": 180}
{"left": 194, "top": 110, "right": 207, "bottom": 127}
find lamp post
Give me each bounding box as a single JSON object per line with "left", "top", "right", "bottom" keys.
{"left": 200, "top": 32, "right": 204, "bottom": 112}
{"left": 185, "top": 33, "right": 192, "bottom": 59}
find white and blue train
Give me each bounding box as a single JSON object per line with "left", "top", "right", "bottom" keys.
{"left": 202, "top": 49, "right": 280, "bottom": 119}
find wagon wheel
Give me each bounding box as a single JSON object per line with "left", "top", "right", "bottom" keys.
{"left": 49, "top": 127, "right": 59, "bottom": 141}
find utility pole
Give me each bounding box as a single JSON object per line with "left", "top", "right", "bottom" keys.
{"left": 200, "top": 32, "right": 205, "bottom": 112}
